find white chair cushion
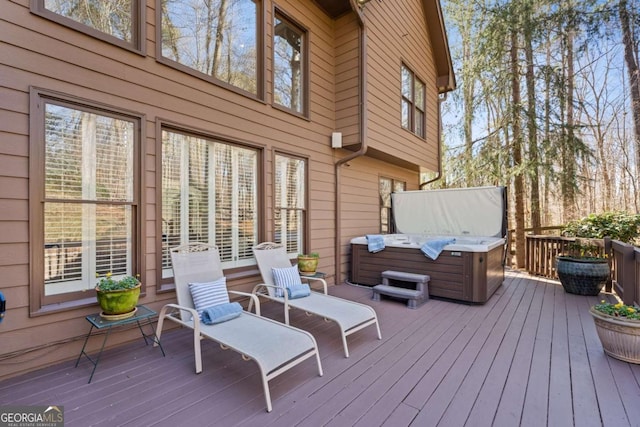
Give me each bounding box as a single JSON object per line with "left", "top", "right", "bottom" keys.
{"left": 272, "top": 265, "right": 303, "bottom": 297}
{"left": 189, "top": 277, "right": 229, "bottom": 318}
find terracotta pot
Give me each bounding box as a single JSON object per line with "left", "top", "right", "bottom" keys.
{"left": 95, "top": 283, "right": 141, "bottom": 317}
{"left": 590, "top": 306, "right": 640, "bottom": 364}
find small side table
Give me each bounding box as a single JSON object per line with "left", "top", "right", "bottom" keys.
{"left": 300, "top": 271, "right": 328, "bottom": 294}
{"left": 75, "top": 304, "right": 165, "bottom": 383}
{"left": 300, "top": 271, "right": 326, "bottom": 279}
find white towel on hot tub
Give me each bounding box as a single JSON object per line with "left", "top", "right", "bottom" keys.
{"left": 421, "top": 238, "right": 456, "bottom": 260}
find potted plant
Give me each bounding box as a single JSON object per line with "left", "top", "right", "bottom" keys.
{"left": 555, "top": 211, "right": 639, "bottom": 296}
{"left": 590, "top": 300, "right": 640, "bottom": 364}
{"left": 561, "top": 211, "right": 640, "bottom": 244}
{"left": 297, "top": 252, "right": 319, "bottom": 276}
{"left": 95, "top": 272, "right": 141, "bottom": 319}
{"left": 556, "top": 240, "right": 610, "bottom": 296}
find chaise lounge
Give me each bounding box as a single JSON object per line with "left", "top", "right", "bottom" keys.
{"left": 252, "top": 242, "right": 382, "bottom": 358}
{"left": 154, "top": 243, "right": 323, "bottom": 412}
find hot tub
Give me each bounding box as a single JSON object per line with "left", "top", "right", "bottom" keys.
{"left": 350, "top": 187, "right": 507, "bottom": 304}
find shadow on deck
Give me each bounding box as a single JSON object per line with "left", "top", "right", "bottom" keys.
{"left": 2, "top": 270, "right": 639, "bottom": 426}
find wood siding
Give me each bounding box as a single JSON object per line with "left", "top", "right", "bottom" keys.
{"left": 338, "top": 156, "right": 420, "bottom": 283}
{"left": 334, "top": 12, "right": 360, "bottom": 147}
{"left": 365, "top": 0, "right": 440, "bottom": 171}
{"left": 0, "top": 0, "right": 445, "bottom": 380}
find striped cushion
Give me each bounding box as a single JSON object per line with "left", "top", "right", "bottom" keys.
{"left": 272, "top": 266, "right": 303, "bottom": 297}
{"left": 189, "top": 277, "right": 229, "bottom": 319}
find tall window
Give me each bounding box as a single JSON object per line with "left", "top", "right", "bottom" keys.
{"left": 273, "top": 12, "right": 307, "bottom": 115}
{"left": 401, "top": 64, "right": 426, "bottom": 138}
{"left": 32, "top": 0, "right": 142, "bottom": 51}
{"left": 160, "top": 0, "right": 260, "bottom": 95}
{"left": 161, "top": 129, "right": 259, "bottom": 278}
{"left": 31, "top": 94, "right": 140, "bottom": 306}
{"left": 274, "top": 154, "right": 306, "bottom": 255}
{"left": 380, "top": 177, "right": 406, "bottom": 234}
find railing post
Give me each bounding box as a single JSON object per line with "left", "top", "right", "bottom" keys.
{"left": 621, "top": 245, "right": 636, "bottom": 306}
{"left": 611, "top": 241, "right": 636, "bottom": 306}
{"left": 635, "top": 249, "right": 640, "bottom": 307}
{"left": 604, "top": 237, "right": 612, "bottom": 293}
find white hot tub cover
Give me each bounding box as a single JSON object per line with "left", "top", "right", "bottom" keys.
{"left": 392, "top": 186, "right": 507, "bottom": 238}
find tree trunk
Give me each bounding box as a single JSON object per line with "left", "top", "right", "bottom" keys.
{"left": 212, "top": 0, "right": 228, "bottom": 79}
{"left": 461, "top": 4, "right": 475, "bottom": 186}
{"left": 510, "top": 28, "right": 526, "bottom": 269}
{"left": 561, "top": 13, "right": 577, "bottom": 223}
{"left": 543, "top": 31, "right": 552, "bottom": 225}
{"left": 619, "top": 0, "right": 640, "bottom": 195}
{"left": 524, "top": 0, "right": 540, "bottom": 234}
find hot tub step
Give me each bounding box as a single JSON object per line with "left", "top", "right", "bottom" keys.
{"left": 372, "top": 270, "right": 430, "bottom": 309}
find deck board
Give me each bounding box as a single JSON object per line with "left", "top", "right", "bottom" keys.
{"left": 463, "top": 273, "right": 535, "bottom": 427}
{"left": 519, "top": 281, "right": 553, "bottom": 427}
{"left": 436, "top": 270, "right": 530, "bottom": 426}
{"left": 491, "top": 276, "right": 546, "bottom": 426}
{"left": 409, "top": 270, "right": 524, "bottom": 426}
{"left": 2, "top": 270, "right": 639, "bottom": 427}
{"left": 548, "top": 283, "right": 574, "bottom": 427}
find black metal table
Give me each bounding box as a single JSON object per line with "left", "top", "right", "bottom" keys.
{"left": 75, "top": 304, "right": 165, "bottom": 383}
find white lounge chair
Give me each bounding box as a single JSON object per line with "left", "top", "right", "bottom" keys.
{"left": 251, "top": 242, "right": 382, "bottom": 358}
{"left": 154, "top": 243, "right": 323, "bottom": 412}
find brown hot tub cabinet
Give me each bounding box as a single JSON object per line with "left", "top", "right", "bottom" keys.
{"left": 350, "top": 186, "right": 507, "bottom": 304}
{"left": 350, "top": 242, "right": 504, "bottom": 303}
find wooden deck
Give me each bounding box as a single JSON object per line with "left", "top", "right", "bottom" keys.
{"left": 2, "top": 270, "right": 639, "bottom": 426}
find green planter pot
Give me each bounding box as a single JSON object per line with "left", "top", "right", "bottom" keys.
{"left": 297, "top": 256, "right": 319, "bottom": 276}
{"left": 590, "top": 307, "right": 640, "bottom": 364}
{"left": 556, "top": 256, "right": 610, "bottom": 296}
{"left": 96, "top": 284, "right": 141, "bottom": 317}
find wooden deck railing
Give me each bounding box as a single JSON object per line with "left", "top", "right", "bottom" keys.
{"left": 524, "top": 235, "right": 609, "bottom": 278}
{"left": 525, "top": 235, "right": 639, "bottom": 305}
{"left": 507, "top": 226, "right": 564, "bottom": 267}
{"left": 525, "top": 235, "right": 575, "bottom": 278}
{"left": 610, "top": 241, "right": 640, "bottom": 306}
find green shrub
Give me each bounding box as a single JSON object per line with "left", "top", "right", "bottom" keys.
{"left": 96, "top": 272, "right": 140, "bottom": 291}
{"left": 562, "top": 211, "right": 640, "bottom": 244}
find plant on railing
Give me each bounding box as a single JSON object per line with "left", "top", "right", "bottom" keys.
{"left": 566, "top": 240, "right": 606, "bottom": 260}
{"left": 561, "top": 211, "right": 640, "bottom": 244}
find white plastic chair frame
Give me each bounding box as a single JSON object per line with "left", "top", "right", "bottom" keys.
{"left": 251, "top": 242, "right": 382, "bottom": 358}
{"left": 154, "top": 242, "right": 323, "bottom": 412}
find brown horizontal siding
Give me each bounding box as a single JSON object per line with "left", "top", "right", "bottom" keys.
{"left": 334, "top": 12, "right": 359, "bottom": 146}
{"left": 338, "top": 156, "right": 419, "bottom": 282}
{"left": 0, "top": 0, "right": 443, "bottom": 380}
{"left": 4, "top": 11, "right": 336, "bottom": 146}
{"left": 0, "top": 0, "right": 340, "bottom": 379}
{"left": 363, "top": 0, "right": 440, "bottom": 171}
{"left": 0, "top": 222, "right": 28, "bottom": 244}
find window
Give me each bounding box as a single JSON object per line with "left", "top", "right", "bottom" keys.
{"left": 32, "top": 0, "right": 143, "bottom": 51}
{"left": 160, "top": 0, "right": 260, "bottom": 96}
{"left": 380, "top": 177, "right": 406, "bottom": 234}
{"left": 273, "top": 12, "right": 307, "bottom": 115}
{"left": 401, "top": 64, "right": 426, "bottom": 138}
{"left": 274, "top": 154, "right": 306, "bottom": 255}
{"left": 30, "top": 92, "right": 140, "bottom": 309}
{"left": 161, "top": 128, "right": 259, "bottom": 279}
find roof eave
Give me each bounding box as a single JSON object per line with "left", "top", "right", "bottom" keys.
{"left": 423, "top": 0, "right": 456, "bottom": 93}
